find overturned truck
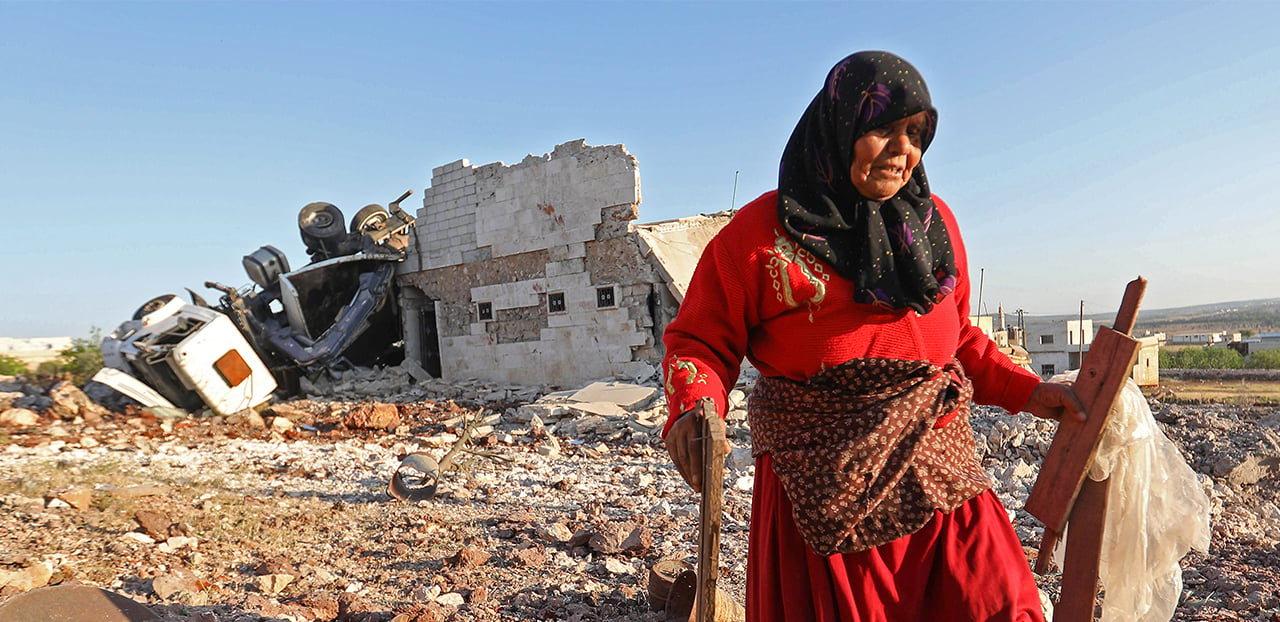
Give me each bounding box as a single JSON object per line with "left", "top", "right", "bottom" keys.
{"left": 97, "top": 192, "right": 418, "bottom": 415}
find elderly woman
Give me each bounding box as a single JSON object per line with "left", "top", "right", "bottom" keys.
{"left": 662, "top": 51, "right": 1084, "bottom": 621}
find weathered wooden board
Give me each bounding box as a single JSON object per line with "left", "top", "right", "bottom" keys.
{"left": 696, "top": 397, "right": 727, "bottom": 622}
{"left": 1027, "top": 276, "right": 1147, "bottom": 622}
{"left": 1056, "top": 478, "right": 1110, "bottom": 621}
{"left": 1025, "top": 326, "right": 1140, "bottom": 533}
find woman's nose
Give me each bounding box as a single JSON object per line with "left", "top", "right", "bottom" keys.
{"left": 886, "top": 131, "right": 912, "bottom": 154}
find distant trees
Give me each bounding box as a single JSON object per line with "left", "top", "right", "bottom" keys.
{"left": 1245, "top": 349, "right": 1280, "bottom": 369}
{"left": 28, "top": 329, "right": 106, "bottom": 384}
{"left": 1160, "top": 347, "right": 1244, "bottom": 369}
{"left": 0, "top": 354, "right": 28, "bottom": 376}
{"left": 1160, "top": 346, "right": 1280, "bottom": 369}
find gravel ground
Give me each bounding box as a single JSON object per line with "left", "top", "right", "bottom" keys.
{"left": 1, "top": 374, "right": 1278, "bottom": 621}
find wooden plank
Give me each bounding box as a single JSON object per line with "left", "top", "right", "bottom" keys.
{"left": 696, "top": 397, "right": 727, "bottom": 622}
{"left": 1110, "top": 277, "right": 1147, "bottom": 336}
{"left": 1025, "top": 327, "right": 1140, "bottom": 534}
{"left": 1056, "top": 478, "right": 1110, "bottom": 621}
{"left": 1025, "top": 278, "right": 1146, "bottom": 621}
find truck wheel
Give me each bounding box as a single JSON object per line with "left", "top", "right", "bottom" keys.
{"left": 299, "top": 202, "right": 348, "bottom": 256}
{"left": 299, "top": 202, "right": 346, "bottom": 238}
{"left": 350, "top": 203, "right": 390, "bottom": 234}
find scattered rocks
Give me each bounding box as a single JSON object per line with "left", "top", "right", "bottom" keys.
{"left": 344, "top": 403, "right": 402, "bottom": 430}
{"left": 134, "top": 510, "right": 173, "bottom": 541}
{"left": 50, "top": 487, "right": 93, "bottom": 511}
{"left": 47, "top": 381, "right": 108, "bottom": 422}
{"left": 151, "top": 567, "right": 198, "bottom": 600}
{"left": 446, "top": 546, "right": 490, "bottom": 570}
{"left": 0, "top": 407, "right": 39, "bottom": 427}
{"left": 253, "top": 573, "right": 294, "bottom": 595}
{"left": 0, "top": 562, "right": 53, "bottom": 592}
{"left": 0, "top": 371, "right": 1276, "bottom": 622}
{"left": 510, "top": 545, "right": 547, "bottom": 568}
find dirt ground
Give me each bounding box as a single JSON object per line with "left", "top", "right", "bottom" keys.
{"left": 2, "top": 375, "right": 1279, "bottom": 621}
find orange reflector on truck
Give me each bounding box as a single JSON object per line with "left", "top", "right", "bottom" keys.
{"left": 214, "top": 350, "right": 252, "bottom": 387}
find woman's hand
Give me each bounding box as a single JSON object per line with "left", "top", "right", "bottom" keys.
{"left": 1023, "top": 381, "right": 1087, "bottom": 423}
{"left": 664, "top": 409, "right": 704, "bottom": 493}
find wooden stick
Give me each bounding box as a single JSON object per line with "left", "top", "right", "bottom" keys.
{"left": 696, "top": 397, "right": 727, "bottom": 622}
{"left": 1057, "top": 477, "right": 1110, "bottom": 621}
{"left": 1024, "top": 277, "right": 1146, "bottom": 622}
{"left": 1026, "top": 278, "right": 1146, "bottom": 537}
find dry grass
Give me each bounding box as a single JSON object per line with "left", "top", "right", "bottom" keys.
{"left": 0, "top": 457, "right": 134, "bottom": 498}
{"left": 1153, "top": 378, "right": 1280, "bottom": 405}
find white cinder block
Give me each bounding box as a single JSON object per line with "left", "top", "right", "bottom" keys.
{"left": 546, "top": 258, "right": 586, "bottom": 278}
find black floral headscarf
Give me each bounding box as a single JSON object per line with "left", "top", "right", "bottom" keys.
{"left": 777, "top": 51, "right": 957, "bottom": 314}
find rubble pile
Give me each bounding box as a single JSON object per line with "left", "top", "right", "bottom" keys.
{"left": 1, "top": 371, "right": 1279, "bottom": 621}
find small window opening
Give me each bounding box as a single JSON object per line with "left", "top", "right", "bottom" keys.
{"left": 1041, "top": 364, "right": 1056, "bottom": 376}
{"left": 596, "top": 286, "right": 616, "bottom": 308}
{"left": 1039, "top": 334, "right": 1055, "bottom": 345}
{"left": 548, "top": 292, "right": 566, "bottom": 313}
{"left": 477, "top": 302, "right": 493, "bottom": 321}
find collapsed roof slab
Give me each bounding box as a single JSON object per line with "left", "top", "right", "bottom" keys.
{"left": 633, "top": 212, "right": 733, "bottom": 303}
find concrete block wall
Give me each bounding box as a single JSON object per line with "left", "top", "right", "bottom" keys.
{"left": 413, "top": 158, "right": 480, "bottom": 271}
{"left": 474, "top": 140, "right": 640, "bottom": 257}
{"left": 398, "top": 140, "right": 658, "bottom": 386}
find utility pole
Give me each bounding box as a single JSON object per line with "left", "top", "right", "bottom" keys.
{"left": 730, "top": 171, "right": 739, "bottom": 211}
{"left": 1079, "top": 300, "right": 1085, "bottom": 370}
{"left": 1016, "top": 309, "right": 1026, "bottom": 347}
{"left": 977, "top": 268, "right": 985, "bottom": 318}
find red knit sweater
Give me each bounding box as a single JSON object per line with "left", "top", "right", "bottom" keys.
{"left": 661, "top": 191, "right": 1040, "bottom": 436}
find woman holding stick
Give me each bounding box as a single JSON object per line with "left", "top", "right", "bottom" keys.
{"left": 662, "top": 51, "right": 1083, "bottom": 622}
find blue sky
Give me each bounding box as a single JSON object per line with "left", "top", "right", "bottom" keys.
{"left": 3, "top": 1, "right": 1277, "bottom": 338}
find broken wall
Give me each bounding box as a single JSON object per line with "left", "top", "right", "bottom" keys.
{"left": 397, "top": 140, "right": 663, "bottom": 386}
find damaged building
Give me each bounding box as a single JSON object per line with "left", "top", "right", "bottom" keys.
{"left": 395, "top": 139, "right": 730, "bottom": 387}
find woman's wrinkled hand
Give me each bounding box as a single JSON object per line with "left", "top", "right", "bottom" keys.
{"left": 664, "top": 409, "right": 704, "bottom": 493}
{"left": 1024, "top": 381, "right": 1087, "bottom": 423}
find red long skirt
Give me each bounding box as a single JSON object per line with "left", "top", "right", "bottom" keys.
{"left": 747, "top": 454, "right": 1047, "bottom": 622}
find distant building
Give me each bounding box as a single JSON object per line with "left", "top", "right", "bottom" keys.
{"left": 1018, "top": 318, "right": 1158, "bottom": 386}
{"left": 1236, "top": 333, "right": 1280, "bottom": 355}
{"left": 1024, "top": 318, "right": 1093, "bottom": 379}
{"left": 970, "top": 311, "right": 1030, "bottom": 370}
{"left": 0, "top": 336, "right": 73, "bottom": 370}
{"left": 1132, "top": 335, "right": 1161, "bottom": 387}
{"left": 1168, "top": 331, "right": 1230, "bottom": 346}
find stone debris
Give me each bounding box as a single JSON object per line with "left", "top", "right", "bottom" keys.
{"left": 253, "top": 573, "right": 295, "bottom": 596}
{"left": 446, "top": 546, "right": 490, "bottom": 570}
{"left": 0, "top": 368, "right": 1276, "bottom": 621}
{"left": 133, "top": 510, "right": 173, "bottom": 541}
{"left": 47, "top": 381, "right": 109, "bottom": 422}
{"left": 0, "top": 407, "right": 39, "bottom": 427}
{"left": 150, "top": 567, "right": 198, "bottom": 600}
{"left": 48, "top": 487, "right": 93, "bottom": 511}
{"left": 0, "top": 561, "right": 53, "bottom": 592}
{"left": 343, "top": 403, "right": 402, "bottom": 430}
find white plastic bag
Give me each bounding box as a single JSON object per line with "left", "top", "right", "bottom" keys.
{"left": 1051, "top": 371, "right": 1211, "bottom": 622}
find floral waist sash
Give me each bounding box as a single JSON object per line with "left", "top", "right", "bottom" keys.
{"left": 748, "top": 358, "right": 991, "bottom": 555}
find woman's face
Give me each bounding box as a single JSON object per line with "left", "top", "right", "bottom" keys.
{"left": 848, "top": 111, "right": 930, "bottom": 201}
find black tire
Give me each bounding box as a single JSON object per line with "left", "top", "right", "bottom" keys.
{"left": 299, "top": 202, "right": 347, "bottom": 256}
{"left": 299, "top": 202, "right": 346, "bottom": 238}
{"left": 350, "top": 203, "right": 390, "bottom": 234}
{"left": 132, "top": 294, "right": 177, "bottom": 320}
